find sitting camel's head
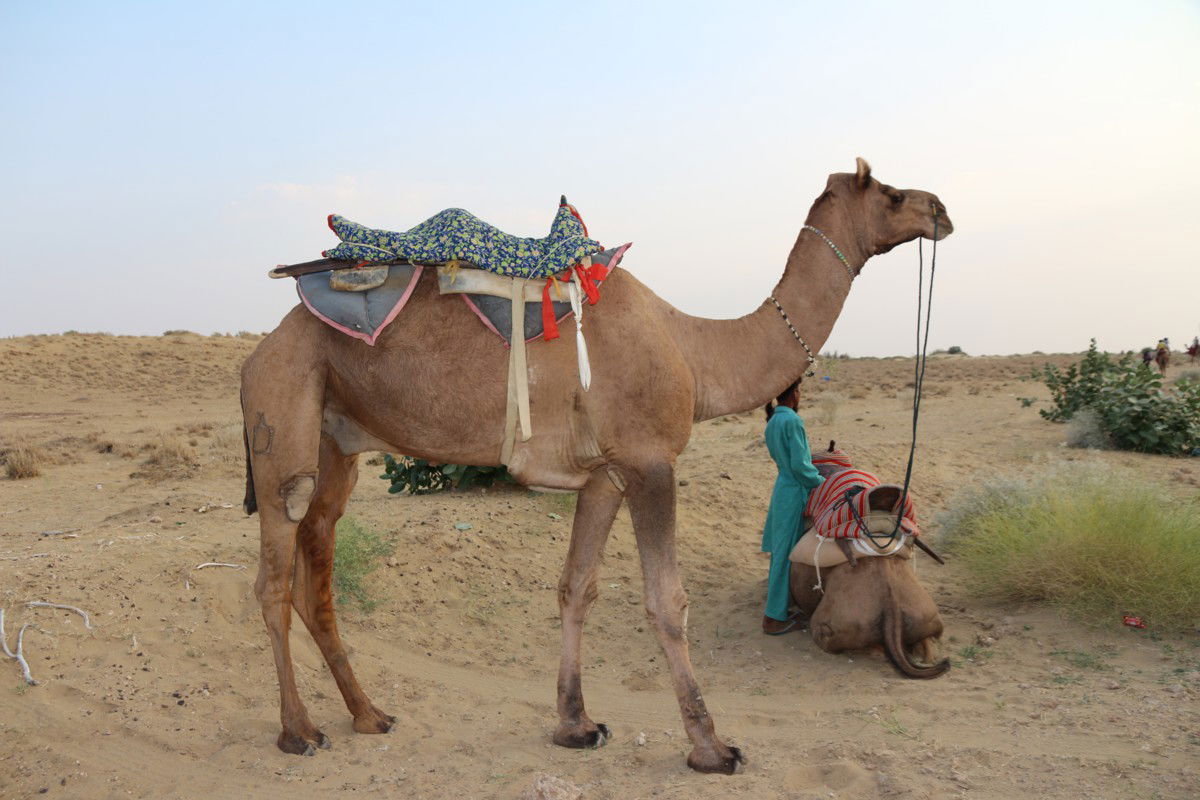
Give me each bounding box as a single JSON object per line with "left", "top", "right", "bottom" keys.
{"left": 822, "top": 157, "right": 953, "bottom": 257}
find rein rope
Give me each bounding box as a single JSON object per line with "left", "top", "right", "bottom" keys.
{"left": 874, "top": 211, "right": 939, "bottom": 547}
{"left": 807, "top": 212, "right": 944, "bottom": 574}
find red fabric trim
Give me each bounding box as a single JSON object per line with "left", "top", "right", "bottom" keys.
{"left": 542, "top": 279, "right": 560, "bottom": 341}
{"left": 575, "top": 264, "right": 601, "bottom": 305}
{"left": 560, "top": 202, "right": 590, "bottom": 238}
{"left": 327, "top": 214, "right": 336, "bottom": 232}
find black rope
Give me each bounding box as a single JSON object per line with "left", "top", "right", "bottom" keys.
{"left": 888, "top": 212, "right": 938, "bottom": 541}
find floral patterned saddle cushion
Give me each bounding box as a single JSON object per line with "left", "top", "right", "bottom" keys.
{"left": 322, "top": 197, "right": 603, "bottom": 280}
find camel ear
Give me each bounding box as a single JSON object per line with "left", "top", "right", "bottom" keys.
{"left": 855, "top": 157, "right": 872, "bottom": 189}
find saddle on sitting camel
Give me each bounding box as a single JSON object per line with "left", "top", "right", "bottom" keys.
{"left": 789, "top": 446, "right": 920, "bottom": 568}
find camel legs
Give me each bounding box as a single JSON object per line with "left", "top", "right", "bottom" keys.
{"left": 291, "top": 434, "right": 395, "bottom": 735}
{"left": 243, "top": 361, "right": 327, "bottom": 755}
{"left": 625, "top": 462, "right": 744, "bottom": 775}
{"left": 553, "top": 470, "right": 623, "bottom": 748}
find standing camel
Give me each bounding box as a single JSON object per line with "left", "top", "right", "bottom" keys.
{"left": 1156, "top": 344, "right": 1170, "bottom": 374}
{"left": 240, "top": 158, "right": 952, "bottom": 774}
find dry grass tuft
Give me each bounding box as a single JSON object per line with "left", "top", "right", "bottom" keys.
{"left": 817, "top": 393, "right": 843, "bottom": 426}
{"left": 939, "top": 463, "right": 1200, "bottom": 633}
{"left": 137, "top": 435, "right": 200, "bottom": 479}
{"left": 3, "top": 446, "right": 43, "bottom": 479}
{"left": 208, "top": 423, "right": 244, "bottom": 462}
{"left": 1064, "top": 408, "right": 1110, "bottom": 450}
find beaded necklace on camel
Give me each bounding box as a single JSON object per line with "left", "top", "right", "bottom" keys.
{"left": 769, "top": 225, "right": 856, "bottom": 377}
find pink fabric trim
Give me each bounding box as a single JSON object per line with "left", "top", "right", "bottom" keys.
{"left": 461, "top": 295, "right": 505, "bottom": 342}
{"left": 606, "top": 242, "right": 632, "bottom": 273}
{"left": 460, "top": 295, "right": 572, "bottom": 347}
{"left": 296, "top": 265, "right": 424, "bottom": 347}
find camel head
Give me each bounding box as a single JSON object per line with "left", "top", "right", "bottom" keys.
{"left": 820, "top": 157, "right": 953, "bottom": 259}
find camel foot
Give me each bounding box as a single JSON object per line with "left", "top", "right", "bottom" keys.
{"left": 276, "top": 728, "right": 330, "bottom": 756}
{"left": 353, "top": 706, "right": 396, "bottom": 734}
{"left": 687, "top": 743, "right": 746, "bottom": 775}
{"left": 553, "top": 721, "right": 611, "bottom": 749}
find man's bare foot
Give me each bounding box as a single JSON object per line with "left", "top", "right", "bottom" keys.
{"left": 762, "top": 614, "right": 803, "bottom": 635}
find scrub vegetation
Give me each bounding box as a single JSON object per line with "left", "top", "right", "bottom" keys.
{"left": 2, "top": 445, "right": 42, "bottom": 479}
{"left": 333, "top": 517, "right": 395, "bottom": 613}
{"left": 939, "top": 464, "right": 1200, "bottom": 633}
{"left": 1032, "top": 339, "right": 1200, "bottom": 455}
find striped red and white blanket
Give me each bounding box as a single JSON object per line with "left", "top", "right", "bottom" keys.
{"left": 804, "top": 451, "right": 919, "bottom": 540}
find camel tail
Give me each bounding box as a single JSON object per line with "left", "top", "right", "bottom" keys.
{"left": 882, "top": 588, "right": 949, "bottom": 679}
{"left": 243, "top": 422, "right": 258, "bottom": 516}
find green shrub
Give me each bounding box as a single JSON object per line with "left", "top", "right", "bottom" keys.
{"left": 379, "top": 454, "right": 513, "bottom": 494}
{"left": 332, "top": 517, "right": 393, "bottom": 613}
{"left": 939, "top": 465, "right": 1200, "bottom": 633}
{"left": 947, "top": 345, "right": 964, "bottom": 355}
{"left": 1032, "top": 340, "right": 1200, "bottom": 455}
{"left": 1033, "top": 339, "right": 1123, "bottom": 422}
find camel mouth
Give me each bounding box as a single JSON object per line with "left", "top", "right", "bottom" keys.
{"left": 929, "top": 215, "right": 953, "bottom": 240}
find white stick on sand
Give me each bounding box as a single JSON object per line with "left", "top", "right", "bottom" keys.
{"left": 26, "top": 601, "right": 93, "bottom": 629}
{"left": 1, "top": 608, "right": 39, "bottom": 685}
{"left": 194, "top": 562, "right": 246, "bottom": 570}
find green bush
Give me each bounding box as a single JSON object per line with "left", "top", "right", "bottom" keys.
{"left": 939, "top": 465, "right": 1200, "bottom": 633}
{"left": 379, "top": 454, "right": 513, "bottom": 494}
{"left": 1032, "top": 340, "right": 1200, "bottom": 455}
{"left": 332, "top": 517, "right": 393, "bottom": 613}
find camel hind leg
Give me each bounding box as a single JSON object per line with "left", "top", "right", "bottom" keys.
{"left": 292, "top": 433, "right": 395, "bottom": 735}
{"left": 242, "top": 340, "right": 328, "bottom": 755}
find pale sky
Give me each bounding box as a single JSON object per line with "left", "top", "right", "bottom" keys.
{"left": 1, "top": 1, "right": 1197, "bottom": 356}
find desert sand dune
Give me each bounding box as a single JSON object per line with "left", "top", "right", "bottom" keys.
{"left": 1, "top": 333, "right": 1196, "bottom": 799}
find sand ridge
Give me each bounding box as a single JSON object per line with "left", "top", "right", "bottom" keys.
{"left": 1, "top": 333, "right": 1197, "bottom": 799}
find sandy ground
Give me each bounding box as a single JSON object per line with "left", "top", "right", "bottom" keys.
{"left": 1, "top": 332, "right": 1197, "bottom": 800}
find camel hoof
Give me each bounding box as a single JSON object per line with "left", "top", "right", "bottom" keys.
{"left": 553, "top": 721, "right": 611, "bottom": 749}
{"left": 687, "top": 744, "right": 746, "bottom": 775}
{"left": 277, "top": 730, "right": 328, "bottom": 756}
{"left": 353, "top": 709, "right": 396, "bottom": 734}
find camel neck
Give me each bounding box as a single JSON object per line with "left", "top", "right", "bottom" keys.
{"left": 666, "top": 203, "right": 864, "bottom": 421}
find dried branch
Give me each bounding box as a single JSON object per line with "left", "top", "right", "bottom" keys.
{"left": 1, "top": 608, "right": 38, "bottom": 685}
{"left": 26, "top": 601, "right": 93, "bottom": 629}
{"left": 194, "top": 562, "right": 246, "bottom": 570}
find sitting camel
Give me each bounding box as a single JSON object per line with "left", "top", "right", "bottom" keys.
{"left": 239, "top": 158, "right": 952, "bottom": 773}
{"left": 788, "top": 446, "right": 949, "bottom": 679}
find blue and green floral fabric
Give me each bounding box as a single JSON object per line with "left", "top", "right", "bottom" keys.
{"left": 322, "top": 197, "right": 602, "bottom": 279}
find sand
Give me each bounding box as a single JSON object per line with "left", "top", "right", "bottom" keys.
{"left": 1, "top": 332, "right": 1197, "bottom": 799}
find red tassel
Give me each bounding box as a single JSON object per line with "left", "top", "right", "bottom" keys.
{"left": 542, "top": 278, "right": 560, "bottom": 341}
{"left": 575, "top": 265, "right": 601, "bottom": 305}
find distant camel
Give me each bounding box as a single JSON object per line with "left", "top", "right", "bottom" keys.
{"left": 1156, "top": 347, "right": 1170, "bottom": 374}
{"left": 239, "top": 158, "right": 952, "bottom": 774}
{"left": 1187, "top": 339, "right": 1198, "bottom": 364}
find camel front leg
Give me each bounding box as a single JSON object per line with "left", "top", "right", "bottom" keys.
{"left": 553, "top": 470, "right": 623, "bottom": 749}
{"left": 626, "top": 462, "right": 745, "bottom": 775}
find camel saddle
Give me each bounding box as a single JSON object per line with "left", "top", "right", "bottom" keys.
{"left": 272, "top": 202, "right": 631, "bottom": 465}
{"left": 320, "top": 197, "right": 602, "bottom": 279}
{"left": 789, "top": 448, "right": 920, "bottom": 569}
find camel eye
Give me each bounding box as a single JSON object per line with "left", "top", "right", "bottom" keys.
{"left": 888, "top": 191, "right": 905, "bottom": 206}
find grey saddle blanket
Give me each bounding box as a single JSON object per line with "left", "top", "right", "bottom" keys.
{"left": 296, "top": 246, "right": 627, "bottom": 345}
{"left": 296, "top": 264, "right": 423, "bottom": 346}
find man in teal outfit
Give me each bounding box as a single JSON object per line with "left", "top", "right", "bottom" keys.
{"left": 761, "top": 381, "right": 824, "bottom": 635}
